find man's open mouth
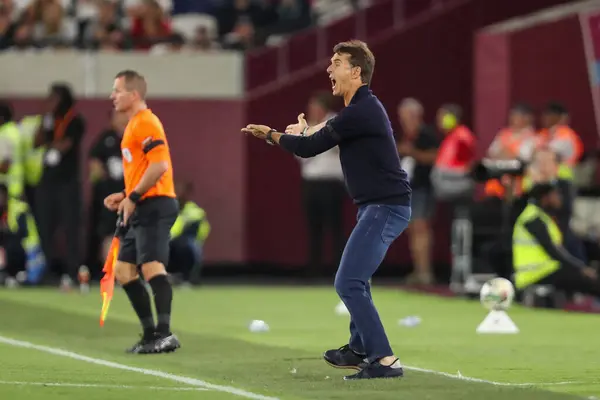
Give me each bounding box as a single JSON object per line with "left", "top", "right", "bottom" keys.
{"left": 331, "top": 79, "right": 336, "bottom": 90}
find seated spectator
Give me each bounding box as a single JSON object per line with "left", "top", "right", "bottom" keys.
{"left": 0, "top": 3, "right": 17, "bottom": 50}
{"left": 222, "top": 16, "right": 255, "bottom": 51}
{"left": 171, "top": 0, "right": 215, "bottom": 15}
{"left": 483, "top": 103, "right": 535, "bottom": 200}
{"left": 124, "top": 0, "right": 172, "bottom": 18}
{"left": 512, "top": 182, "right": 600, "bottom": 297}
{"left": 23, "top": 0, "right": 76, "bottom": 48}
{"left": 217, "top": 0, "right": 264, "bottom": 39}
{"left": 190, "top": 25, "right": 219, "bottom": 51}
{"left": 150, "top": 25, "right": 220, "bottom": 53}
{"left": 150, "top": 31, "right": 185, "bottom": 54}
{"left": 531, "top": 102, "right": 584, "bottom": 181}
{"left": 82, "top": 0, "right": 125, "bottom": 50}
{"left": 130, "top": 0, "right": 171, "bottom": 50}
{"left": 265, "top": 0, "right": 311, "bottom": 37}
{"left": 168, "top": 181, "right": 210, "bottom": 286}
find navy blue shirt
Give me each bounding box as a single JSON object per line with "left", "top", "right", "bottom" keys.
{"left": 279, "top": 85, "right": 411, "bottom": 206}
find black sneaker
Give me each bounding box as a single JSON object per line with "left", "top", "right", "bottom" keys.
{"left": 323, "top": 344, "right": 367, "bottom": 370}
{"left": 125, "top": 335, "right": 157, "bottom": 354}
{"left": 153, "top": 332, "right": 181, "bottom": 353}
{"left": 343, "top": 359, "right": 404, "bottom": 380}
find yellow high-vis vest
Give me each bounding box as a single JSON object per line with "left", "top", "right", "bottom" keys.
{"left": 19, "top": 115, "right": 45, "bottom": 186}
{"left": 512, "top": 203, "right": 562, "bottom": 289}
{"left": 170, "top": 201, "right": 210, "bottom": 243}
{"left": 0, "top": 121, "right": 24, "bottom": 198}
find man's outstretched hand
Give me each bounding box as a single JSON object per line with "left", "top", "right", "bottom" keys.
{"left": 241, "top": 124, "right": 271, "bottom": 140}
{"left": 285, "top": 113, "right": 308, "bottom": 136}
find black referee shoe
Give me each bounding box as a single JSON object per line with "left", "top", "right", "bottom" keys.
{"left": 153, "top": 332, "right": 181, "bottom": 353}
{"left": 125, "top": 335, "right": 158, "bottom": 354}
{"left": 323, "top": 344, "right": 367, "bottom": 370}
{"left": 343, "top": 359, "right": 404, "bottom": 380}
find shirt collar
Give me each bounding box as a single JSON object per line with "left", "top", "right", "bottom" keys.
{"left": 350, "top": 85, "right": 370, "bottom": 105}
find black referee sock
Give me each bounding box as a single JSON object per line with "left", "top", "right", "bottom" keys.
{"left": 148, "top": 275, "right": 173, "bottom": 335}
{"left": 122, "top": 279, "right": 155, "bottom": 340}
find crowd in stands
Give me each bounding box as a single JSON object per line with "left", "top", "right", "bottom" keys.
{"left": 0, "top": 0, "right": 370, "bottom": 53}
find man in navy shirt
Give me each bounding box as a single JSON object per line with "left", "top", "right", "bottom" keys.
{"left": 242, "top": 40, "right": 411, "bottom": 380}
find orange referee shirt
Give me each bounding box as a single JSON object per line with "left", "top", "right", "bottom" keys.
{"left": 121, "top": 109, "right": 176, "bottom": 200}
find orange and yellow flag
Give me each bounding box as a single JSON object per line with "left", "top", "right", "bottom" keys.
{"left": 99, "top": 237, "right": 120, "bottom": 327}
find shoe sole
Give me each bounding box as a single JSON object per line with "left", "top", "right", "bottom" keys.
{"left": 127, "top": 344, "right": 181, "bottom": 355}
{"left": 343, "top": 374, "right": 404, "bottom": 381}
{"left": 158, "top": 344, "right": 181, "bottom": 354}
{"left": 323, "top": 358, "right": 362, "bottom": 371}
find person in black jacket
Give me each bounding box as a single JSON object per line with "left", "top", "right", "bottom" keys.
{"left": 33, "top": 83, "right": 86, "bottom": 290}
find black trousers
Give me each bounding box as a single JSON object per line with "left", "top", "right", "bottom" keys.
{"left": 302, "top": 179, "right": 345, "bottom": 274}
{"left": 36, "top": 178, "right": 82, "bottom": 279}
{"left": 4, "top": 239, "right": 25, "bottom": 277}
{"left": 168, "top": 236, "right": 202, "bottom": 283}
{"left": 539, "top": 265, "right": 600, "bottom": 298}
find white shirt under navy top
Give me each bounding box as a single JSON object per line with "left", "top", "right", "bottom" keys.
{"left": 279, "top": 85, "right": 411, "bottom": 206}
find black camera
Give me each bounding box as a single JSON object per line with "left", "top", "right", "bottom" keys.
{"left": 473, "top": 158, "right": 525, "bottom": 182}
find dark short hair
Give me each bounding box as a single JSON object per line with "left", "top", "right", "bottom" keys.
{"left": 333, "top": 40, "right": 376, "bottom": 86}
{"left": 440, "top": 103, "right": 463, "bottom": 122}
{"left": 511, "top": 102, "right": 533, "bottom": 115}
{"left": 544, "top": 101, "right": 567, "bottom": 115}
{"left": 115, "top": 70, "right": 147, "bottom": 99}
{"left": 49, "top": 82, "right": 75, "bottom": 114}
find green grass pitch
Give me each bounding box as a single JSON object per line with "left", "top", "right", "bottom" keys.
{"left": 0, "top": 285, "right": 598, "bottom": 400}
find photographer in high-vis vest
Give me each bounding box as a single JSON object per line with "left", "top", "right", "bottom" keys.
{"left": 0, "top": 184, "right": 46, "bottom": 287}
{"left": 0, "top": 102, "right": 24, "bottom": 200}
{"left": 513, "top": 182, "right": 600, "bottom": 296}
{"left": 168, "top": 182, "right": 210, "bottom": 286}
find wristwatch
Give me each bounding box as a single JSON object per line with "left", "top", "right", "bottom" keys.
{"left": 266, "top": 129, "right": 276, "bottom": 146}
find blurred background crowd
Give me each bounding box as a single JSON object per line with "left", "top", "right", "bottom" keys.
{"left": 2, "top": 0, "right": 600, "bottom": 313}
{"left": 0, "top": 0, "right": 369, "bottom": 52}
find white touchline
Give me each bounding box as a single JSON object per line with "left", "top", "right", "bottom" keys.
{"left": 404, "top": 365, "right": 581, "bottom": 387}
{"left": 0, "top": 381, "right": 209, "bottom": 391}
{"left": 0, "top": 336, "right": 279, "bottom": 400}
{"left": 0, "top": 335, "right": 579, "bottom": 392}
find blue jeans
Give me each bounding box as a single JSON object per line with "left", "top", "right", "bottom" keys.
{"left": 334, "top": 204, "right": 411, "bottom": 362}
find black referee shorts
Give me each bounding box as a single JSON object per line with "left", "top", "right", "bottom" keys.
{"left": 118, "top": 196, "right": 179, "bottom": 266}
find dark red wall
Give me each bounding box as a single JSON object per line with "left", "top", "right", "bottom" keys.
{"left": 510, "top": 16, "right": 597, "bottom": 150}
{"left": 9, "top": 99, "right": 246, "bottom": 264}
